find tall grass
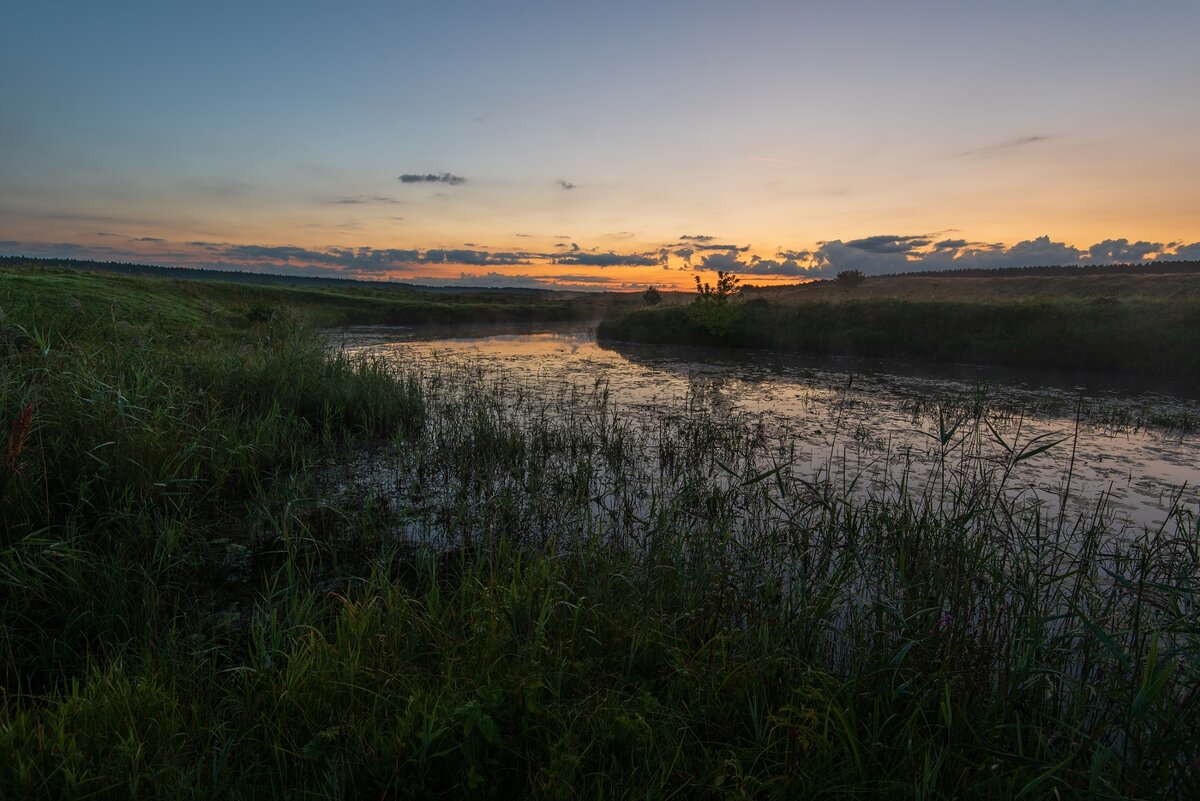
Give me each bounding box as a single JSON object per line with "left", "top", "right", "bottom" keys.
{"left": 598, "top": 298, "right": 1200, "bottom": 379}
{"left": 1, "top": 268, "right": 1197, "bottom": 798}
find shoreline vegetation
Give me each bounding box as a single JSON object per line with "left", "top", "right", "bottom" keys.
{"left": 2, "top": 261, "right": 1198, "bottom": 797}
{"left": 599, "top": 270, "right": 1200, "bottom": 380}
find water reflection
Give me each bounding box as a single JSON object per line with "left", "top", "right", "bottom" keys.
{"left": 326, "top": 323, "right": 1199, "bottom": 529}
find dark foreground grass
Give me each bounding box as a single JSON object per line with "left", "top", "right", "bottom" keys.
{"left": 1, "top": 267, "right": 1198, "bottom": 798}
{"left": 598, "top": 297, "right": 1200, "bottom": 379}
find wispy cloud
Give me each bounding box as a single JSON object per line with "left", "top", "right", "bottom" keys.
{"left": 961, "top": 135, "right": 1051, "bottom": 157}
{"left": 558, "top": 179, "right": 576, "bottom": 190}
{"left": 398, "top": 172, "right": 466, "bottom": 185}
{"left": 693, "top": 243, "right": 750, "bottom": 252}
{"left": 324, "top": 195, "right": 401, "bottom": 205}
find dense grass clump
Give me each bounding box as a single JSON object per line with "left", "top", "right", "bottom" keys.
{"left": 598, "top": 297, "right": 1200, "bottom": 378}
{"left": 1, "top": 266, "right": 1198, "bottom": 799}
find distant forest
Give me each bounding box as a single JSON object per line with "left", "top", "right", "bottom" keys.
{"left": 888, "top": 260, "right": 1200, "bottom": 279}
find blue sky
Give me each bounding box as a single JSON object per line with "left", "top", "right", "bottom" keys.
{"left": 3, "top": 1, "right": 1199, "bottom": 287}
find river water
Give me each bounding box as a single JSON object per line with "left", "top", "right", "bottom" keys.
{"left": 327, "top": 322, "right": 1199, "bottom": 532}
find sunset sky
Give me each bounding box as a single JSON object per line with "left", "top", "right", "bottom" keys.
{"left": 3, "top": 1, "right": 1199, "bottom": 290}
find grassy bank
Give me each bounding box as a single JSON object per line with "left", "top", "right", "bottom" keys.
{"left": 2, "top": 267, "right": 1198, "bottom": 798}
{"left": 0, "top": 260, "right": 630, "bottom": 330}
{"left": 598, "top": 296, "right": 1200, "bottom": 379}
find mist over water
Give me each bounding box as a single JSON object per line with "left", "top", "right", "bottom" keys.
{"left": 328, "top": 323, "right": 1200, "bottom": 532}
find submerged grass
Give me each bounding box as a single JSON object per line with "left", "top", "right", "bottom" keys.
{"left": 1, "top": 266, "right": 1198, "bottom": 798}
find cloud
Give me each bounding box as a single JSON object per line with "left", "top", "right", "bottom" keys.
{"left": 1163, "top": 241, "right": 1200, "bottom": 260}
{"left": 693, "top": 243, "right": 750, "bottom": 252}
{"left": 808, "top": 241, "right": 910, "bottom": 275}
{"left": 695, "top": 251, "right": 814, "bottom": 278}
{"left": 553, "top": 251, "right": 661, "bottom": 267}
{"left": 545, "top": 274, "right": 618, "bottom": 284}
{"left": 932, "top": 239, "right": 969, "bottom": 251}
{"left": 0, "top": 241, "right": 107, "bottom": 257}
{"left": 9, "top": 230, "right": 1198, "bottom": 289}
{"left": 1087, "top": 238, "right": 1162, "bottom": 262}
{"left": 751, "top": 235, "right": 1194, "bottom": 277}
{"left": 1001, "top": 236, "right": 1087, "bottom": 266}
{"left": 962, "top": 135, "right": 1051, "bottom": 157}
{"left": 558, "top": 179, "right": 576, "bottom": 190}
{"left": 742, "top": 256, "right": 809, "bottom": 277}
{"left": 841, "top": 234, "right": 931, "bottom": 254}
{"left": 696, "top": 252, "right": 746, "bottom": 273}
{"left": 325, "top": 195, "right": 401, "bottom": 205}
{"left": 804, "top": 234, "right": 1091, "bottom": 276}
{"left": 222, "top": 245, "right": 330, "bottom": 262}
{"left": 405, "top": 272, "right": 620, "bottom": 290}
{"left": 398, "top": 172, "right": 466, "bottom": 185}
{"left": 422, "top": 249, "right": 527, "bottom": 266}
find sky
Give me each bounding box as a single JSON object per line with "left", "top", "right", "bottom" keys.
{"left": 3, "top": 0, "right": 1199, "bottom": 290}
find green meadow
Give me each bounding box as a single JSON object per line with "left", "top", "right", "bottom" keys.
{"left": 1, "top": 262, "right": 1197, "bottom": 799}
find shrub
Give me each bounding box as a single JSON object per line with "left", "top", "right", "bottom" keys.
{"left": 836, "top": 269, "right": 865, "bottom": 287}
{"left": 691, "top": 271, "right": 742, "bottom": 335}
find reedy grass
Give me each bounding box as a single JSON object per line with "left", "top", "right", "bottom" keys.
{"left": 1, "top": 267, "right": 1198, "bottom": 799}
{"left": 598, "top": 297, "right": 1200, "bottom": 380}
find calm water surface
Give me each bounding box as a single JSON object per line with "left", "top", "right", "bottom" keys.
{"left": 328, "top": 323, "right": 1199, "bottom": 531}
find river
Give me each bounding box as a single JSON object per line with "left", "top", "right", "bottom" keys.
{"left": 326, "top": 322, "right": 1199, "bottom": 532}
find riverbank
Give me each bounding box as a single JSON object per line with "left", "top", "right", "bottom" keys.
{"left": 598, "top": 296, "right": 1200, "bottom": 379}
{"left": 2, "top": 267, "right": 1197, "bottom": 798}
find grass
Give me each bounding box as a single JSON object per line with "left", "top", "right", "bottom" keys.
{"left": 1, "top": 264, "right": 1198, "bottom": 798}
{"left": 598, "top": 296, "right": 1200, "bottom": 379}
{"left": 0, "top": 259, "right": 632, "bottom": 333}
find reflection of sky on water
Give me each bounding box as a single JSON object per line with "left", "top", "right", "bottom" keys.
{"left": 328, "top": 324, "right": 1200, "bottom": 531}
